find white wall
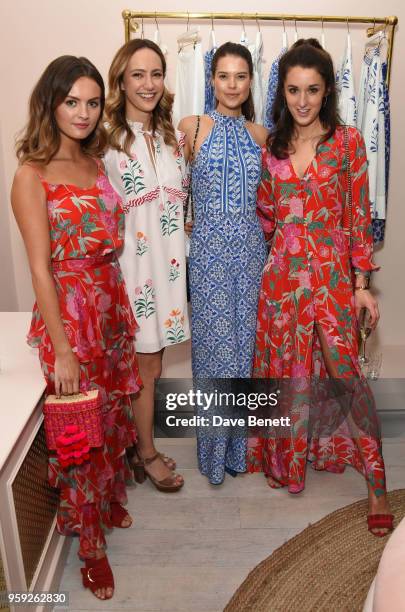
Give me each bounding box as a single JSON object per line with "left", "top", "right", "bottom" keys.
{"left": 0, "top": 122, "right": 17, "bottom": 310}
{"left": 0, "top": 0, "right": 403, "bottom": 350}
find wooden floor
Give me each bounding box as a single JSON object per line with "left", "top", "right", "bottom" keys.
{"left": 59, "top": 436, "right": 405, "bottom": 612}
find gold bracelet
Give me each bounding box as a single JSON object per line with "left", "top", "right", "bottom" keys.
{"left": 355, "top": 285, "right": 369, "bottom": 291}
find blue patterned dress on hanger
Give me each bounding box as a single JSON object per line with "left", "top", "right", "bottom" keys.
{"left": 189, "top": 109, "right": 267, "bottom": 484}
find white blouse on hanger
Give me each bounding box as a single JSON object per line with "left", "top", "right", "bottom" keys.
{"left": 336, "top": 32, "right": 357, "bottom": 126}
{"left": 357, "top": 32, "right": 387, "bottom": 221}
{"left": 173, "top": 31, "right": 205, "bottom": 126}
{"left": 247, "top": 31, "right": 265, "bottom": 124}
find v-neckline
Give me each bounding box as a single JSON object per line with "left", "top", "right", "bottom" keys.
{"left": 288, "top": 130, "right": 335, "bottom": 180}
{"left": 288, "top": 152, "right": 316, "bottom": 181}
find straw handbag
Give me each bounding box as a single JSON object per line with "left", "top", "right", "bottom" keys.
{"left": 43, "top": 390, "right": 103, "bottom": 467}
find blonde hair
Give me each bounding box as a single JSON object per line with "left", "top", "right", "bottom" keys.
{"left": 16, "top": 55, "right": 107, "bottom": 165}
{"left": 105, "top": 39, "right": 178, "bottom": 156}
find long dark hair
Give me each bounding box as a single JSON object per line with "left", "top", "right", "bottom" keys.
{"left": 269, "top": 38, "right": 339, "bottom": 159}
{"left": 16, "top": 55, "right": 106, "bottom": 164}
{"left": 105, "top": 38, "right": 177, "bottom": 155}
{"left": 211, "top": 42, "right": 255, "bottom": 122}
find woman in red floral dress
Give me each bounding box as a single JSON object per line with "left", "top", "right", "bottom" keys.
{"left": 248, "top": 40, "right": 393, "bottom": 536}
{"left": 12, "top": 56, "right": 141, "bottom": 599}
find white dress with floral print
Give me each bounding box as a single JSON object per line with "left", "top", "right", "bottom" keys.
{"left": 104, "top": 123, "right": 190, "bottom": 352}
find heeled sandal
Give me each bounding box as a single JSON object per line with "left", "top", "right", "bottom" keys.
{"left": 128, "top": 447, "right": 177, "bottom": 482}
{"left": 81, "top": 555, "right": 114, "bottom": 599}
{"left": 158, "top": 452, "right": 176, "bottom": 471}
{"left": 110, "top": 502, "right": 132, "bottom": 528}
{"left": 367, "top": 513, "right": 394, "bottom": 537}
{"left": 137, "top": 452, "right": 184, "bottom": 492}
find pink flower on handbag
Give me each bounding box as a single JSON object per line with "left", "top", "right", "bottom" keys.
{"left": 97, "top": 293, "right": 111, "bottom": 313}
{"left": 289, "top": 197, "right": 303, "bottom": 217}
{"left": 268, "top": 156, "right": 292, "bottom": 180}
{"left": 297, "top": 270, "right": 311, "bottom": 290}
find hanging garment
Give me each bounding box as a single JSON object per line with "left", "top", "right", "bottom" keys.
{"left": 104, "top": 124, "right": 190, "bottom": 352}
{"left": 173, "top": 36, "right": 205, "bottom": 126}
{"left": 336, "top": 32, "right": 357, "bottom": 126}
{"left": 154, "top": 27, "right": 169, "bottom": 86}
{"left": 189, "top": 110, "right": 267, "bottom": 483}
{"left": 248, "top": 31, "right": 265, "bottom": 124}
{"left": 248, "top": 127, "right": 386, "bottom": 497}
{"left": 357, "top": 34, "right": 386, "bottom": 225}
{"left": 264, "top": 32, "right": 288, "bottom": 131}
{"left": 204, "top": 29, "right": 217, "bottom": 114}
{"left": 372, "top": 61, "right": 391, "bottom": 243}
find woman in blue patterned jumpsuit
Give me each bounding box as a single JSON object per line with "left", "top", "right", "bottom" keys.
{"left": 179, "top": 43, "right": 268, "bottom": 483}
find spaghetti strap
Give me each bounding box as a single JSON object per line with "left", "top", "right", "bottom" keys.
{"left": 24, "top": 163, "right": 47, "bottom": 184}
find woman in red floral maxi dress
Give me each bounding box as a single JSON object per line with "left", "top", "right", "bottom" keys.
{"left": 247, "top": 40, "right": 393, "bottom": 536}
{"left": 12, "top": 56, "right": 141, "bottom": 599}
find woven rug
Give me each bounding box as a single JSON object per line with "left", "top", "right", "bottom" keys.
{"left": 225, "top": 489, "right": 405, "bottom": 612}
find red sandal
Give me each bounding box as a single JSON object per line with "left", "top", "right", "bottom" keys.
{"left": 110, "top": 502, "right": 133, "bottom": 528}
{"left": 81, "top": 555, "right": 114, "bottom": 599}
{"left": 367, "top": 513, "right": 394, "bottom": 537}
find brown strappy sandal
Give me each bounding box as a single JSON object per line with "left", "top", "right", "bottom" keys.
{"left": 137, "top": 452, "right": 184, "bottom": 492}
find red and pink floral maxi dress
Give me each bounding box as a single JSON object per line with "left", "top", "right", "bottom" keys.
{"left": 247, "top": 127, "right": 386, "bottom": 497}
{"left": 27, "top": 163, "right": 141, "bottom": 558}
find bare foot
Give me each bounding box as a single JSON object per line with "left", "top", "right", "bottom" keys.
{"left": 93, "top": 550, "right": 114, "bottom": 600}
{"left": 266, "top": 475, "right": 285, "bottom": 489}
{"left": 367, "top": 483, "right": 392, "bottom": 536}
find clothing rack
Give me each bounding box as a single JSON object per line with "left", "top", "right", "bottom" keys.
{"left": 122, "top": 10, "right": 398, "bottom": 87}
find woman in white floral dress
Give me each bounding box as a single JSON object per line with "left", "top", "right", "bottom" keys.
{"left": 104, "top": 39, "right": 190, "bottom": 491}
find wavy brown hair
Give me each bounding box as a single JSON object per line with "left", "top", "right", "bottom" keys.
{"left": 268, "top": 38, "right": 340, "bottom": 159}
{"left": 105, "top": 38, "right": 177, "bottom": 155}
{"left": 16, "top": 55, "right": 106, "bottom": 164}
{"left": 211, "top": 42, "right": 255, "bottom": 122}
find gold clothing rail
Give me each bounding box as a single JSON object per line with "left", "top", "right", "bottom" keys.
{"left": 122, "top": 10, "right": 398, "bottom": 86}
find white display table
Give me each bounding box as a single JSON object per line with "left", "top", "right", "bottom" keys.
{"left": 0, "top": 312, "right": 70, "bottom": 612}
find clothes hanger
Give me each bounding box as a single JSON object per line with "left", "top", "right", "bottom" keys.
{"left": 177, "top": 12, "right": 200, "bottom": 47}
{"left": 255, "top": 13, "right": 263, "bottom": 47}
{"left": 154, "top": 13, "right": 168, "bottom": 55}
{"left": 293, "top": 19, "right": 299, "bottom": 43}
{"left": 209, "top": 14, "right": 217, "bottom": 50}
{"left": 240, "top": 13, "right": 249, "bottom": 46}
{"left": 282, "top": 18, "right": 288, "bottom": 49}
{"left": 321, "top": 17, "right": 326, "bottom": 50}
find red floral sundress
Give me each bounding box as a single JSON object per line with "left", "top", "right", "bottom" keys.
{"left": 27, "top": 162, "right": 141, "bottom": 558}
{"left": 247, "top": 127, "right": 386, "bottom": 497}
